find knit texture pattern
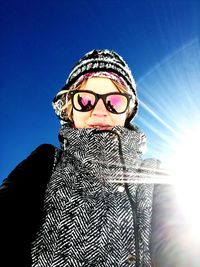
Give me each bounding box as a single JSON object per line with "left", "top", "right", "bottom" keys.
{"left": 31, "top": 125, "right": 156, "bottom": 267}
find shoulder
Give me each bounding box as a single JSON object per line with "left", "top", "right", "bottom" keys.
{"left": 29, "top": 143, "right": 58, "bottom": 157}
{"left": 12, "top": 143, "right": 58, "bottom": 172}
{"left": 1, "top": 144, "right": 62, "bottom": 190}
{"left": 139, "top": 158, "right": 162, "bottom": 182}
{"left": 140, "top": 158, "right": 161, "bottom": 169}
{"left": 16, "top": 143, "right": 59, "bottom": 167}
{"left": 30, "top": 144, "right": 63, "bottom": 165}
{"left": 0, "top": 143, "right": 62, "bottom": 225}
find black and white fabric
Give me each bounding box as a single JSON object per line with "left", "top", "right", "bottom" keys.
{"left": 31, "top": 124, "right": 159, "bottom": 267}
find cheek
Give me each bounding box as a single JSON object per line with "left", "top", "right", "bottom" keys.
{"left": 73, "top": 109, "right": 91, "bottom": 128}
{"left": 111, "top": 113, "right": 127, "bottom": 126}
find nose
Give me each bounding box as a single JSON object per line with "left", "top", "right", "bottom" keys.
{"left": 92, "top": 99, "right": 108, "bottom": 117}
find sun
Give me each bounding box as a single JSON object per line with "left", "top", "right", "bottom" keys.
{"left": 166, "top": 126, "right": 200, "bottom": 233}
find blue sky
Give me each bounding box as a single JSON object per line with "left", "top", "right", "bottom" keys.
{"left": 1, "top": 0, "right": 199, "bottom": 181}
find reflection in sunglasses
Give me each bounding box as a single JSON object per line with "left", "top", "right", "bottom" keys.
{"left": 77, "top": 94, "right": 93, "bottom": 111}
{"left": 107, "top": 100, "right": 117, "bottom": 113}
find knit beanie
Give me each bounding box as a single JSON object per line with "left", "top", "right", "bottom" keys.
{"left": 52, "top": 49, "right": 138, "bottom": 124}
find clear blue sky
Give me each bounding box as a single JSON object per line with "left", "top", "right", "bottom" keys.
{"left": 1, "top": 0, "right": 199, "bottom": 181}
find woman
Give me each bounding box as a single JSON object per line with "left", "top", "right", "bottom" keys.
{"left": 0, "top": 49, "right": 187, "bottom": 267}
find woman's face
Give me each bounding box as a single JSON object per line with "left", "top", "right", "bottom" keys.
{"left": 72, "top": 77, "right": 128, "bottom": 129}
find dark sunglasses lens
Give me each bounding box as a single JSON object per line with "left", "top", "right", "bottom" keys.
{"left": 106, "top": 94, "right": 128, "bottom": 113}
{"left": 73, "top": 92, "right": 95, "bottom": 111}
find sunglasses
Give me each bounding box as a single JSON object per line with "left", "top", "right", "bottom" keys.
{"left": 68, "top": 90, "right": 132, "bottom": 114}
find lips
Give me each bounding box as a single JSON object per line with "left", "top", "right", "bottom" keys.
{"left": 88, "top": 124, "right": 112, "bottom": 130}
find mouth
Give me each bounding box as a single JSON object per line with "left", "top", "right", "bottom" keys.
{"left": 88, "top": 124, "right": 112, "bottom": 130}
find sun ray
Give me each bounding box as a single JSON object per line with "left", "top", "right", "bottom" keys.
{"left": 133, "top": 38, "right": 200, "bottom": 238}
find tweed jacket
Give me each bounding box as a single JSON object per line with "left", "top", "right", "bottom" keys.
{"left": 30, "top": 125, "right": 159, "bottom": 267}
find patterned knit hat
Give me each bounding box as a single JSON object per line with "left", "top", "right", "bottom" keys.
{"left": 53, "top": 49, "right": 138, "bottom": 124}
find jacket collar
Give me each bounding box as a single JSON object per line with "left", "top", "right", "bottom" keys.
{"left": 59, "top": 123, "right": 146, "bottom": 168}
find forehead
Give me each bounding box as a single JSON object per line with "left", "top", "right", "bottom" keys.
{"left": 80, "top": 77, "right": 119, "bottom": 94}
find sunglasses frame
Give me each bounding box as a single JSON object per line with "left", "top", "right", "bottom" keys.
{"left": 68, "top": 89, "right": 132, "bottom": 114}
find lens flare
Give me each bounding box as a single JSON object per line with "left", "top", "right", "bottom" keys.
{"left": 166, "top": 126, "right": 200, "bottom": 234}
{"left": 134, "top": 39, "right": 200, "bottom": 235}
